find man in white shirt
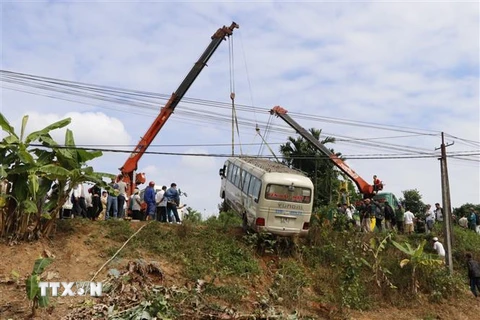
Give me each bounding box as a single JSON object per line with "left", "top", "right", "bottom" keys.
{"left": 177, "top": 203, "right": 188, "bottom": 222}
{"left": 433, "top": 237, "right": 446, "bottom": 260}
{"left": 434, "top": 203, "right": 443, "bottom": 222}
{"left": 345, "top": 204, "right": 353, "bottom": 221}
{"left": 404, "top": 209, "right": 415, "bottom": 235}
{"left": 425, "top": 204, "right": 435, "bottom": 234}
{"left": 155, "top": 186, "right": 168, "bottom": 222}
{"left": 458, "top": 215, "right": 469, "bottom": 228}
{"left": 72, "top": 183, "right": 88, "bottom": 218}
{"left": 116, "top": 175, "right": 128, "bottom": 219}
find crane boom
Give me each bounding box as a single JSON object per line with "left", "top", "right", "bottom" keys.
{"left": 120, "top": 22, "right": 239, "bottom": 195}
{"left": 270, "top": 106, "right": 375, "bottom": 197}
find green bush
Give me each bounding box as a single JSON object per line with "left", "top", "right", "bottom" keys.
{"left": 271, "top": 260, "right": 309, "bottom": 306}
{"left": 418, "top": 265, "right": 465, "bottom": 302}
{"left": 204, "top": 283, "right": 248, "bottom": 304}
{"left": 102, "top": 219, "right": 134, "bottom": 242}
{"left": 451, "top": 226, "right": 480, "bottom": 264}
{"left": 204, "top": 210, "right": 242, "bottom": 230}
{"left": 134, "top": 220, "right": 260, "bottom": 281}
{"left": 339, "top": 250, "right": 368, "bottom": 310}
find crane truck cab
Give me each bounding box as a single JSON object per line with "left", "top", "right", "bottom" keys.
{"left": 372, "top": 192, "right": 400, "bottom": 208}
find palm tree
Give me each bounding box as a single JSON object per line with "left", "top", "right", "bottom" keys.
{"left": 279, "top": 128, "right": 341, "bottom": 208}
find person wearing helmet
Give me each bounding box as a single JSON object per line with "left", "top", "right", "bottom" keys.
{"left": 144, "top": 181, "right": 156, "bottom": 220}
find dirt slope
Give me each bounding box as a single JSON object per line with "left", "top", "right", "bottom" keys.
{"left": 1, "top": 220, "right": 479, "bottom": 320}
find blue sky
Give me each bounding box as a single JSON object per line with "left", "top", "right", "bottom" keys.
{"left": 1, "top": 0, "right": 479, "bottom": 216}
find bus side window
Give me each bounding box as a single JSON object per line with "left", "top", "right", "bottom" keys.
{"left": 227, "top": 163, "right": 234, "bottom": 181}
{"left": 234, "top": 168, "right": 242, "bottom": 187}
{"left": 248, "top": 177, "right": 261, "bottom": 202}
{"left": 248, "top": 176, "right": 256, "bottom": 197}
{"left": 253, "top": 180, "right": 262, "bottom": 202}
{"left": 242, "top": 173, "right": 251, "bottom": 194}
{"left": 232, "top": 166, "right": 240, "bottom": 184}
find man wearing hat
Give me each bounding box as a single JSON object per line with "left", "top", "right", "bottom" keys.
{"left": 432, "top": 237, "right": 445, "bottom": 260}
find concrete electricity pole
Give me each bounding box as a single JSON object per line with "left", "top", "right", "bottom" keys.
{"left": 436, "top": 132, "right": 454, "bottom": 274}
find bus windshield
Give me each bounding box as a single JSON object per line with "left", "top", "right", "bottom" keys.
{"left": 265, "top": 184, "right": 311, "bottom": 203}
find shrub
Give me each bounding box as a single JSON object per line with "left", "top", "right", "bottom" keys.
{"left": 271, "top": 260, "right": 309, "bottom": 306}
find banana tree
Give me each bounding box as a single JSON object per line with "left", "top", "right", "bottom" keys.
{"left": 0, "top": 113, "right": 112, "bottom": 240}
{"left": 390, "top": 239, "right": 444, "bottom": 294}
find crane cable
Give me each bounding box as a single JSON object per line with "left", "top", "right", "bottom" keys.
{"left": 229, "top": 35, "right": 243, "bottom": 156}
{"left": 238, "top": 31, "right": 260, "bottom": 154}
{"left": 255, "top": 124, "right": 281, "bottom": 163}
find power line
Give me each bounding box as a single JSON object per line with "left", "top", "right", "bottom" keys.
{"left": 1, "top": 69, "right": 478, "bottom": 163}
{"left": 21, "top": 143, "right": 480, "bottom": 161}
{"left": 2, "top": 82, "right": 442, "bottom": 155}
{"left": 0, "top": 69, "right": 447, "bottom": 136}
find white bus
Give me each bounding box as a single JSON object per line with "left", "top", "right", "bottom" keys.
{"left": 219, "top": 157, "right": 314, "bottom": 237}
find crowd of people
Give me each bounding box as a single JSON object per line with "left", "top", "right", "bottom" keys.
{"left": 61, "top": 175, "right": 186, "bottom": 224}
{"left": 335, "top": 198, "right": 480, "bottom": 269}
{"left": 337, "top": 198, "right": 480, "bottom": 237}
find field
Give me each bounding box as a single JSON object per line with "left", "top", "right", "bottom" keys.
{"left": 1, "top": 215, "right": 480, "bottom": 320}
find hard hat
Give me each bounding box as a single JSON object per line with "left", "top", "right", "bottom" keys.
{"left": 433, "top": 237, "right": 438, "bottom": 241}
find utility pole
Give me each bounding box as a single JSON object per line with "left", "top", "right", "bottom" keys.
{"left": 436, "top": 132, "right": 454, "bottom": 274}
{"left": 231, "top": 93, "right": 235, "bottom": 156}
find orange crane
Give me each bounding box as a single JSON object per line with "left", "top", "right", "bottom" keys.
{"left": 119, "top": 22, "right": 239, "bottom": 196}
{"left": 270, "top": 106, "right": 376, "bottom": 198}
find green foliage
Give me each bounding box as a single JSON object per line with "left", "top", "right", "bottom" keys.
{"left": 391, "top": 239, "right": 444, "bottom": 294}
{"left": 109, "top": 294, "right": 178, "bottom": 320}
{"left": 204, "top": 210, "right": 242, "bottom": 230}
{"left": 400, "top": 189, "right": 425, "bottom": 214}
{"left": 360, "top": 233, "right": 396, "bottom": 289}
{"left": 103, "top": 219, "right": 134, "bottom": 242}
{"left": 25, "top": 257, "right": 54, "bottom": 316}
{"left": 418, "top": 265, "right": 464, "bottom": 302}
{"left": 453, "top": 203, "right": 480, "bottom": 218}
{"left": 450, "top": 225, "right": 480, "bottom": 263}
{"left": 271, "top": 260, "right": 309, "bottom": 306}
{"left": 131, "top": 222, "right": 260, "bottom": 281}
{"left": 279, "top": 127, "right": 341, "bottom": 208}
{"left": 184, "top": 207, "right": 202, "bottom": 223}
{"left": 0, "top": 112, "right": 112, "bottom": 241}
{"left": 204, "top": 283, "right": 248, "bottom": 304}
{"left": 339, "top": 249, "right": 367, "bottom": 310}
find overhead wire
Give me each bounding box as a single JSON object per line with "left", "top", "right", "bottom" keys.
{"left": 1, "top": 69, "right": 478, "bottom": 163}
{"left": 4, "top": 79, "right": 476, "bottom": 162}
{"left": 1, "top": 69, "right": 443, "bottom": 136}
{"left": 19, "top": 142, "right": 480, "bottom": 160}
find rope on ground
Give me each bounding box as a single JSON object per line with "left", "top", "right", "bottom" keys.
{"left": 90, "top": 221, "right": 152, "bottom": 282}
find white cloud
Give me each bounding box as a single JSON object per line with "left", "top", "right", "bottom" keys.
{"left": 10, "top": 111, "right": 131, "bottom": 147}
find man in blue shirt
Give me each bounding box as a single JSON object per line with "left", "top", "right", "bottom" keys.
{"left": 144, "top": 181, "right": 157, "bottom": 220}
{"left": 165, "top": 183, "right": 181, "bottom": 223}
